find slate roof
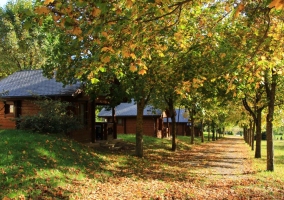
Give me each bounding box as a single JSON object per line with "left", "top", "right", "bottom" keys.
{"left": 98, "top": 99, "right": 162, "bottom": 117}
{"left": 0, "top": 70, "right": 82, "bottom": 98}
{"left": 163, "top": 109, "right": 190, "bottom": 123}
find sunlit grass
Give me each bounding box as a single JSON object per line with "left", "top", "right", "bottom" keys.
{"left": 249, "top": 137, "right": 284, "bottom": 184}
{"left": 0, "top": 129, "right": 104, "bottom": 199}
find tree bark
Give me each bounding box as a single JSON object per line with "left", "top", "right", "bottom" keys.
{"left": 255, "top": 109, "right": 262, "bottom": 158}
{"left": 242, "top": 96, "right": 264, "bottom": 158}
{"left": 212, "top": 122, "right": 215, "bottom": 141}
{"left": 168, "top": 99, "right": 177, "bottom": 151}
{"left": 201, "top": 119, "right": 204, "bottom": 143}
{"left": 251, "top": 119, "right": 255, "bottom": 151}
{"left": 190, "top": 108, "right": 195, "bottom": 144}
{"left": 136, "top": 98, "right": 145, "bottom": 157}
{"left": 207, "top": 124, "right": 210, "bottom": 141}
{"left": 265, "top": 71, "right": 276, "bottom": 171}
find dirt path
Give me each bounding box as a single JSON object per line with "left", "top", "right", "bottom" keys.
{"left": 177, "top": 136, "right": 253, "bottom": 180}
{"left": 82, "top": 136, "right": 284, "bottom": 199}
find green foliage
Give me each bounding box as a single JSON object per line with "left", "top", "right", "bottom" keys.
{"left": 17, "top": 98, "right": 82, "bottom": 134}
{"left": 0, "top": 0, "right": 54, "bottom": 77}
{"left": 0, "top": 129, "right": 106, "bottom": 199}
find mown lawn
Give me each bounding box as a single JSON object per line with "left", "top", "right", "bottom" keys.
{"left": 249, "top": 135, "right": 284, "bottom": 181}
{"left": 0, "top": 130, "right": 206, "bottom": 199}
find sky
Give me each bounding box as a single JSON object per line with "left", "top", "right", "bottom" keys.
{"left": 0, "top": 0, "right": 8, "bottom": 7}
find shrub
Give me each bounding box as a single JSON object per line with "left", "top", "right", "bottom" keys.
{"left": 17, "top": 98, "right": 83, "bottom": 134}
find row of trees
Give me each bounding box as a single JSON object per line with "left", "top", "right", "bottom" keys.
{"left": 1, "top": 0, "right": 284, "bottom": 171}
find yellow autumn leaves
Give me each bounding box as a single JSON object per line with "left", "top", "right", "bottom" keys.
{"left": 269, "top": 0, "right": 284, "bottom": 10}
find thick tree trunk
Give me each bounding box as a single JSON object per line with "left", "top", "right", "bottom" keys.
{"left": 242, "top": 97, "right": 264, "bottom": 158}
{"left": 168, "top": 100, "right": 177, "bottom": 151}
{"left": 265, "top": 74, "right": 276, "bottom": 171}
{"left": 136, "top": 99, "right": 145, "bottom": 157}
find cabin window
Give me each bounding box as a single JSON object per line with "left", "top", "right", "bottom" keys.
{"left": 117, "top": 118, "right": 123, "bottom": 125}
{"left": 4, "top": 101, "right": 14, "bottom": 115}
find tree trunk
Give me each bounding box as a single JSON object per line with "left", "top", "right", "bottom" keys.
{"left": 243, "top": 126, "right": 248, "bottom": 144}
{"left": 190, "top": 108, "right": 195, "bottom": 144}
{"left": 212, "top": 122, "right": 215, "bottom": 141}
{"left": 201, "top": 119, "right": 204, "bottom": 143}
{"left": 251, "top": 119, "right": 255, "bottom": 151}
{"left": 168, "top": 99, "right": 177, "bottom": 151}
{"left": 136, "top": 99, "right": 145, "bottom": 157}
{"left": 255, "top": 109, "right": 262, "bottom": 158}
{"left": 207, "top": 124, "right": 210, "bottom": 141}
{"left": 265, "top": 72, "right": 276, "bottom": 171}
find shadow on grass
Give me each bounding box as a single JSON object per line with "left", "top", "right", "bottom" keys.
{"left": 0, "top": 130, "right": 108, "bottom": 199}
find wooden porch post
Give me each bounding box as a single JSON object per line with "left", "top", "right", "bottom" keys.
{"left": 91, "top": 101, "right": 96, "bottom": 143}
{"left": 112, "top": 107, "right": 117, "bottom": 139}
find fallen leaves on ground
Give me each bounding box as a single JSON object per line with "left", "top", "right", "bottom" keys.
{"left": 2, "top": 136, "right": 284, "bottom": 199}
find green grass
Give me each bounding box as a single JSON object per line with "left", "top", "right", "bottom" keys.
{"left": 118, "top": 132, "right": 209, "bottom": 151}
{"left": 0, "top": 129, "right": 109, "bottom": 199}
{"left": 249, "top": 137, "right": 284, "bottom": 186}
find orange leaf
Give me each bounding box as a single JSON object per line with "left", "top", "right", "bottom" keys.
{"left": 126, "top": 0, "right": 133, "bottom": 8}
{"left": 130, "top": 53, "right": 137, "bottom": 59}
{"left": 73, "top": 27, "right": 82, "bottom": 36}
{"left": 101, "top": 46, "right": 114, "bottom": 52}
{"left": 35, "top": 6, "right": 50, "bottom": 15}
{"left": 101, "top": 32, "right": 108, "bottom": 37}
{"left": 129, "top": 63, "right": 137, "bottom": 72}
{"left": 225, "top": 4, "right": 230, "bottom": 12}
{"left": 101, "top": 56, "right": 111, "bottom": 63}
{"left": 138, "top": 69, "right": 147, "bottom": 75}
{"left": 122, "top": 48, "right": 130, "bottom": 58}
{"left": 44, "top": 0, "right": 54, "bottom": 5}
{"left": 268, "top": 0, "right": 284, "bottom": 9}
{"left": 92, "top": 7, "right": 101, "bottom": 17}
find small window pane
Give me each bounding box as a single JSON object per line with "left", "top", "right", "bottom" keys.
{"left": 9, "top": 105, "right": 14, "bottom": 113}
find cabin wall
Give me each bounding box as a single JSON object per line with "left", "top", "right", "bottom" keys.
{"left": 21, "top": 100, "right": 40, "bottom": 116}
{"left": 0, "top": 101, "right": 16, "bottom": 129}
{"left": 0, "top": 100, "right": 40, "bottom": 129}
{"left": 115, "top": 116, "right": 161, "bottom": 137}
{"left": 0, "top": 98, "right": 94, "bottom": 143}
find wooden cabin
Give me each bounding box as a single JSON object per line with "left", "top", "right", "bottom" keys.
{"left": 163, "top": 108, "right": 201, "bottom": 137}
{"left": 98, "top": 100, "right": 164, "bottom": 137}
{"left": 0, "top": 70, "right": 112, "bottom": 143}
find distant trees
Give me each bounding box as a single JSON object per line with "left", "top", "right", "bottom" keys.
{"left": 0, "top": 0, "right": 54, "bottom": 77}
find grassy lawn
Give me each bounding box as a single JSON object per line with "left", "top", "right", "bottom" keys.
{"left": 0, "top": 130, "right": 207, "bottom": 199}
{"left": 249, "top": 135, "right": 284, "bottom": 180}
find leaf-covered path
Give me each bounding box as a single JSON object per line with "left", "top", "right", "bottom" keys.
{"left": 74, "top": 136, "right": 283, "bottom": 200}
